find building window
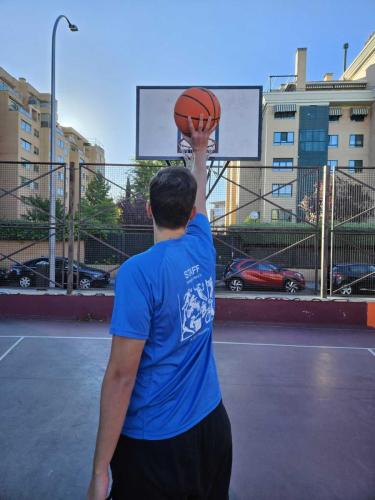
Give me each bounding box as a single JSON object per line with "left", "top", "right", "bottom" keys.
{"left": 33, "top": 164, "right": 39, "bottom": 173}
{"left": 81, "top": 185, "right": 86, "bottom": 193}
{"left": 299, "top": 129, "right": 327, "bottom": 152}
{"left": 34, "top": 146, "right": 39, "bottom": 155}
{"left": 21, "top": 120, "right": 32, "bottom": 133}
{"left": 21, "top": 177, "right": 38, "bottom": 190}
{"left": 329, "top": 115, "right": 340, "bottom": 122}
{"left": 57, "top": 171, "right": 64, "bottom": 181}
{"left": 57, "top": 155, "right": 65, "bottom": 164}
{"left": 57, "top": 187, "right": 64, "bottom": 197}
{"left": 274, "top": 111, "right": 295, "bottom": 119}
{"left": 41, "top": 113, "right": 50, "bottom": 128}
{"left": 272, "top": 183, "right": 292, "bottom": 197}
{"left": 57, "top": 138, "right": 65, "bottom": 149}
{"left": 21, "top": 139, "right": 32, "bottom": 151}
{"left": 272, "top": 158, "right": 293, "bottom": 171}
{"left": 350, "top": 109, "right": 368, "bottom": 122}
{"left": 348, "top": 160, "right": 363, "bottom": 173}
{"left": 349, "top": 134, "right": 364, "bottom": 147}
{"left": 327, "top": 160, "right": 338, "bottom": 173}
{"left": 351, "top": 114, "right": 365, "bottom": 122}
{"left": 21, "top": 158, "right": 32, "bottom": 170}
{"left": 328, "top": 135, "right": 338, "bottom": 147}
{"left": 34, "top": 129, "right": 39, "bottom": 138}
{"left": 273, "top": 132, "right": 294, "bottom": 145}
{"left": 271, "top": 209, "right": 292, "bottom": 221}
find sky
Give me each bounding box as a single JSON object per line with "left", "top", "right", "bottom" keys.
{"left": 1, "top": 0, "right": 374, "bottom": 165}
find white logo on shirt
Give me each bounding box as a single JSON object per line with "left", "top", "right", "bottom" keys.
{"left": 179, "top": 277, "right": 215, "bottom": 341}
{"left": 184, "top": 265, "right": 200, "bottom": 280}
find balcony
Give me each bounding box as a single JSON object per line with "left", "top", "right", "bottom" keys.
{"left": 0, "top": 80, "right": 23, "bottom": 101}
{"left": 28, "top": 96, "right": 41, "bottom": 106}
{"left": 8, "top": 97, "right": 32, "bottom": 119}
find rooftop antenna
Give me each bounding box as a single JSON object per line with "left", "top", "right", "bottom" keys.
{"left": 343, "top": 43, "right": 349, "bottom": 73}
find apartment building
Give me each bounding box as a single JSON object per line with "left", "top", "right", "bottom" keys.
{"left": 0, "top": 67, "right": 105, "bottom": 220}
{"left": 227, "top": 33, "right": 375, "bottom": 225}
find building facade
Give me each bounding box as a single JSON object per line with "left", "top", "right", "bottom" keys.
{"left": 0, "top": 67, "right": 105, "bottom": 220}
{"left": 227, "top": 33, "right": 375, "bottom": 225}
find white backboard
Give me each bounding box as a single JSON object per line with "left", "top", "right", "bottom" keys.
{"left": 136, "top": 86, "right": 262, "bottom": 161}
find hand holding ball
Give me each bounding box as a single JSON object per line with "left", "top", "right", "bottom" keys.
{"left": 174, "top": 87, "right": 221, "bottom": 136}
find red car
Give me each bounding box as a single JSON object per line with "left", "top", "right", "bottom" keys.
{"left": 223, "top": 258, "right": 305, "bottom": 293}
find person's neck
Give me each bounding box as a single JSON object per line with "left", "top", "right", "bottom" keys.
{"left": 153, "top": 224, "right": 186, "bottom": 244}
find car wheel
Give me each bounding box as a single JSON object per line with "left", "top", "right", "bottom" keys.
{"left": 284, "top": 279, "right": 299, "bottom": 294}
{"left": 339, "top": 283, "right": 353, "bottom": 296}
{"left": 228, "top": 278, "right": 244, "bottom": 292}
{"left": 79, "top": 278, "right": 91, "bottom": 289}
{"left": 19, "top": 276, "right": 31, "bottom": 288}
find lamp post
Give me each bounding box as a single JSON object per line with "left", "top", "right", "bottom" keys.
{"left": 49, "top": 15, "right": 78, "bottom": 288}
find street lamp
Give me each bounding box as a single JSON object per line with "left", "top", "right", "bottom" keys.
{"left": 49, "top": 15, "right": 78, "bottom": 288}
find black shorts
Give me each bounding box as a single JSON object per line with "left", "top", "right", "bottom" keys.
{"left": 108, "top": 400, "right": 232, "bottom": 500}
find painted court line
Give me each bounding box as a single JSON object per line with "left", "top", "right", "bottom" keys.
{"left": 0, "top": 337, "right": 24, "bottom": 362}
{"left": 0, "top": 335, "right": 374, "bottom": 352}
{"left": 214, "top": 340, "right": 375, "bottom": 351}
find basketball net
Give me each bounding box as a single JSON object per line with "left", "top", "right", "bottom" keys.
{"left": 178, "top": 138, "right": 216, "bottom": 170}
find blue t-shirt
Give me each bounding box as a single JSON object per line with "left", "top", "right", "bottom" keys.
{"left": 110, "top": 213, "right": 221, "bottom": 440}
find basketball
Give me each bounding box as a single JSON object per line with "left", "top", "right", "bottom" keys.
{"left": 174, "top": 87, "right": 221, "bottom": 136}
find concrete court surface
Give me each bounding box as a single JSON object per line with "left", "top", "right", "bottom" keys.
{"left": 0, "top": 319, "right": 375, "bottom": 500}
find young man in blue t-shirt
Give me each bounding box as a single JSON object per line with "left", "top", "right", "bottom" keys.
{"left": 87, "top": 116, "right": 232, "bottom": 500}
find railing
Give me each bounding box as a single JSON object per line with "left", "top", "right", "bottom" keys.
{"left": 0, "top": 80, "right": 24, "bottom": 101}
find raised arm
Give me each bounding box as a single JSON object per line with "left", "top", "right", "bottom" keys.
{"left": 186, "top": 115, "right": 215, "bottom": 217}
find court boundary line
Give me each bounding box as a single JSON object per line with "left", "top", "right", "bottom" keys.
{"left": 0, "top": 335, "right": 374, "bottom": 353}
{"left": 0, "top": 337, "right": 24, "bottom": 362}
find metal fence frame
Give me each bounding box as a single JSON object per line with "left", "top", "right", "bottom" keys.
{"left": 1, "top": 161, "right": 375, "bottom": 298}
{"left": 329, "top": 167, "right": 375, "bottom": 296}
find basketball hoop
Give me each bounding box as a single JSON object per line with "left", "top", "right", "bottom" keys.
{"left": 178, "top": 137, "right": 217, "bottom": 169}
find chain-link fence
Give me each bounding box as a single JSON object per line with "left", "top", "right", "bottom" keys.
{"left": 1, "top": 161, "right": 375, "bottom": 297}
{"left": 0, "top": 161, "right": 68, "bottom": 289}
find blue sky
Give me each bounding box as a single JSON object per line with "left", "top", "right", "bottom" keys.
{"left": 1, "top": 0, "right": 374, "bottom": 164}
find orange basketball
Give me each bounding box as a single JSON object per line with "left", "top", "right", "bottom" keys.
{"left": 174, "top": 87, "right": 221, "bottom": 136}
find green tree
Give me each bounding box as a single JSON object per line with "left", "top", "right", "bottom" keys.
{"left": 22, "top": 195, "right": 65, "bottom": 223}
{"left": 131, "top": 160, "right": 182, "bottom": 199}
{"left": 125, "top": 176, "right": 131, "bottom": 200}
{"left": 80, "top": 173, "right": 119, "bottom": 231}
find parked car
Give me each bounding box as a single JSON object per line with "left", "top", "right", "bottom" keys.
{"left": 0, "top": 268, "right": 8, "bottom": 286}
{"left": 331, "top": 263, "right": 375, "bottom": 295}
{"left": 223, "top": 258, "right": 305, "bottom": 293}
{"left": 7, "top": 257, "right": 110, "bottom": 289}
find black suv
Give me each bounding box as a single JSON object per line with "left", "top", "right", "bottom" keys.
{"left": 332, "top": 264, "right": 375, "bottom": 295}
{"left": 7, "top": 257, "right": 110, "bottom": 289}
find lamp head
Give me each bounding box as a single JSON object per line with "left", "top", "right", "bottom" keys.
{"left": 69, "top": 24, "right": 79, "bottom": 32}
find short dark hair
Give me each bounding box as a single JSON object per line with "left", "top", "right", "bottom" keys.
{"left": 149, "top": 167, "right": 197, "bottom": 229}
